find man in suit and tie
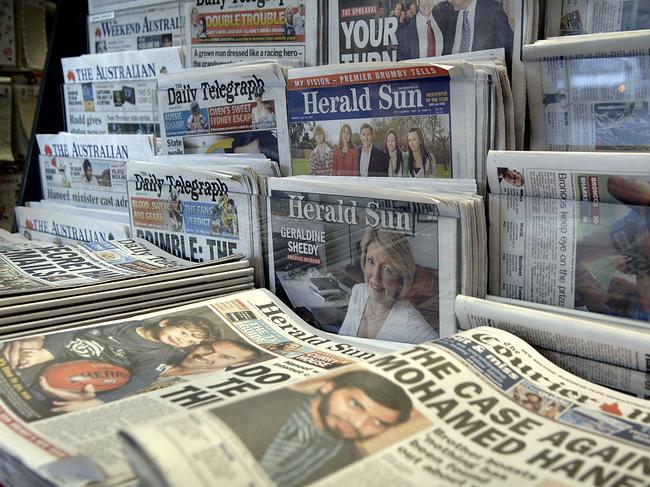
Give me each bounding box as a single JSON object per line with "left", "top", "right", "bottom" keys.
{"left": 447, "top": 0, "right": 514, "bottom": 64}
{"left": 358, "top": 123, "right": 389, "bottom": 176}
{"left": 396, "top": 0, "right": 454, "bottom": 60}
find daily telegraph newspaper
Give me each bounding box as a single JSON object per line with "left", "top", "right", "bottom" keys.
{"left": 286, "top": 61, "right": 478, "bottom": 179}
{"left": 0, "top": 288, "right": 392, "bottom": 486}
{"left": 36, "top": 133, "right": 155, "bottom": 211}
{"left": 126, "top": 160, "right": 258, "bottom": 267}
{"left": 486, "top": 150, "right": 650, "bottom": 197}
{"left": 327, "top": 0, "right": 529, "bottom": 149}
{"left": 88, "top": 1, "right": 182, "bottom": 54}
{"left": 0, "top": 238, "right": 188, "bottom": 296}
{"left": 15, "top": 205, "right": 131, "bottom": 245}
{"left": 524, "top": 30, "right": 650, "bottom": 151}
{"left": 156, "top": 61, "right": 290, "bottom": 169}
{"left": 267, "top": 177, "right": 477, "bottom": 344}
{"left": 545, "top": 0, "right": 650, "bottom": 37}
{"left": 61, "top": 47, "right": 184, "bottom": 135}
{"left": 123, "top": 325, "right": 650, "bottom": 487}
{"left": 184, "top": 0, "right": 318, "bottom": 68}
{"left": 489, "top": 193, "right": 650, "bottom": 323}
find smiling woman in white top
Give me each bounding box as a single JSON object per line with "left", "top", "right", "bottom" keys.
{"left": 338, "top": 227, "right": 438, "bottom": 344}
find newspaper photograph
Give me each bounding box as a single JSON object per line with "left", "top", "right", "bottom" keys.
{"left": 36, "top": 133, "right": 155, "bottom": 211}
{"left": 61, "top": 47, "right": 184, "bottom": 135}
{"left": 524, "top": 30, "right": 650, "bottom": 152}
{"left": 545, "top": 0, "right": 650, "bottom": 37}
{"left": 267, "top": 177, "right": 462, "bottom": 343}
{"left": 0, "top": 79, "right": 11, "bottom": 161}
{"left": 490, "top": 192, "right": 650, "bottom": 323}
{"left": 0, "top": 238, "right": 187, "bottom": 296}
{"left": 121, "top": 325, "right": 650, "bottom": 487}
{"left": 126, "top": 161, "right": 256, "bottom": 264}
{"left": 88, "top": 1, "right": 182, "bottom": 53}
{"left": 287, "top": 62, "right": 474, "bottom": 179}
{"left": 156, "top": 61, "right": 290, "bottom": 171}
{"left": 0, "top": 288, "right": 391, "bottom": 486}
{"left": 185, "top": 0, "right": 318, "bottom": 68}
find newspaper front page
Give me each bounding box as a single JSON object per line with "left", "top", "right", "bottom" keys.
{"left": 286, "top": 62, "right": 476, "bottom": 179}
{"left": 36, "top": 133, "right": 155, "bottom": 212}
{"left": 15, "top": 205, "right": 131, "bottom": 245}
{"left": 184, "top": 0, "right": 318, "bottom": 68}
{"left": 122, "top": 325, "right": 650, "bottom": 487}
{"left": 267, "top": 177, "right": 476, "bottom": 343}
{"left": 156, "top": 61, "right": 290, "bottom": 171}
{"left": 0, "top": 288, "right": 392, "bottom": 486}
{"left": 0, "top": 238, "right": 188, "bottom": 296}
{"left": 524, "top": 31, "right": 650, "bottom": 152}
{"left": 61, "top": 47, "right": 184, "bottom": 135}
{"left": 327, "top": 0, "right": 528, "bottom": 149}
{"left": 126, "top": 160, "right": 257, "bottom": 265}
{"left": 88, "top": 1, "right": 183, "bottom": 54}
{"left": 545, "top": 0, "right": 650, "bottom": 37}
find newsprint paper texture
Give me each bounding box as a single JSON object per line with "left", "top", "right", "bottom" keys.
{"left": 122, "top": 325, "right": 650, "bottom": 487}
{"left": 0, "top": 288, "right": 391, "bottom": 486}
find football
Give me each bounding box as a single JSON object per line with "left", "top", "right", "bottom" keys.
{"left": 41, "top": 360, "right": 131, "bottom": 393}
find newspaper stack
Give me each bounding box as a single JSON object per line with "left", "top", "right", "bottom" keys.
{"left": 126, "top": 154, "right": 278, "bottom": 285}
{"left": 61, "top": 47, "right": 184, "bottom": 135}
{"left": 0, "top": 288, "right": 394, "bottom": 486}
{"left": 544, "top": 0, "right": 650, "bottom": 37}
{"left": 524, "top": 29, "right": 650, "bottom": 152}
{"left": 156, "top": 60, "right": 290, "bottom": 171}
{"left": 14, "top": 133, "right": 155, "bottom": 245}
{"left": 0, "top": 237, "right": 254, "bottom": 339}
{"left": 120, "top": 324, "right": 650, "bottom": 487}
{"left": 87, "top": 0, "right": 183, "bottom": 53}
{"left": 183, "top": 0, "right": 320, "bottom": 68}
{"left": 327, "top": 0, "right": 537, "bottom": 149}
{"left": 286, "top": 59, "right": 498, "bottom": 185}
{"left": 266, "top": 176, "right": 486, "bottom": 344}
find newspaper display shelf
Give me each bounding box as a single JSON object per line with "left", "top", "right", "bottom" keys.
{"left": 5, "top": 0, "right": 650, "bottom": 486}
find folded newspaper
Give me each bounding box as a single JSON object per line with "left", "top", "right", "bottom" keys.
{"left": 122, "top": 324, "right": 650, "bottom": 487}
{"left": 524, "top": 30, "right": 650, "bottom": 152}
{"left": 0, "top": 288, "right": 394, "bottom": 486}
{"left": 326, "top": 0, "right": 533, "bottom": 149}
{"left": 126, "top": 158, "right": 266, "bottom": 286}
{"left": 183, "top": 0, "right": 319, "bottom": 68}
{"left": 286, "top": 60, "right": 485, "bottom": 180}
{"left": 488, "top": 150, "right": 650, "bottom": 323}
{"left": 61, "top": 47, "right": 184, "bottom": 135}
{"left": 15, "top": 204, "right": 131, "bottom": 245}
{"left": 36, "top": 132, "right": 155, "bottom": 211}
{"left": 156, "top": 60, "right": 290, "bottom": 170}
{"left": 88, "top": 0, "right": 183, "bottom": 53}
{"left": 267, "top": 176, "right": 486, "bottom": 344}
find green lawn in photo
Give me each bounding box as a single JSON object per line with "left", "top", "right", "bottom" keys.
{"left": 436, "top": 163, "right": 451, "bottom": 178}
{"left": 292, "top": 158, "right": 310, "bottom": 175}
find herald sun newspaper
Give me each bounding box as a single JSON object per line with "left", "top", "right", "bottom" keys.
{"left": 121, "top": 324, "right": 650, "bottom": 487}
{"left": 0, "top": 288, "right": 393, "bottom": 486}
